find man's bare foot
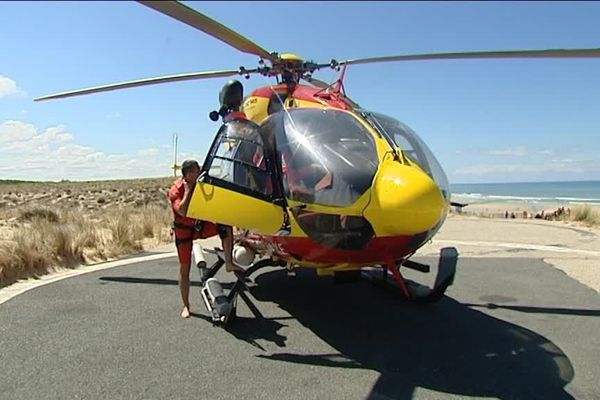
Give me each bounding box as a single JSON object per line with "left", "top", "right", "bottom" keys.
{"left": 180, "top": 306, "right": 190, "bottom": 319}
{"left": 225, "top": 261, "right": 245, "bottom": 274}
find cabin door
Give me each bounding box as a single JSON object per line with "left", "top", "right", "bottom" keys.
{"left": 187, "top": 118, "right": 285, "bottom": 234}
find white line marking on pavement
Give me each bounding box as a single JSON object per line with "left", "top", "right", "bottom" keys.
{"left": 0, "top": 252, "right": 176, "bottom": 306}
{"left": 435, "top": 240, "right": 600, "bottom": 257}
{"left": 3, "top": 238, "right": 598, "bottom": 306}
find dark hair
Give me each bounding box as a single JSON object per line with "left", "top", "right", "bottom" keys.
{"left": 181, "top": 160, "right": 200, "bottom": 175}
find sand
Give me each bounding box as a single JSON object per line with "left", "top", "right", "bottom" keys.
{"left": 456, "top": 201, "right": 562, "bottom": 215}
{"left": 418, "top": 213, "right": 600, "bottom": 293}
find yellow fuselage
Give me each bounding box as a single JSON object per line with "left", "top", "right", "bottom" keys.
{"left": 187, "top": 84, "right": 449, "bottom": 272}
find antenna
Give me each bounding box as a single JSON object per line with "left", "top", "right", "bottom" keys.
{"left": 171, "top": 132, "right": 180, "bottom": 177}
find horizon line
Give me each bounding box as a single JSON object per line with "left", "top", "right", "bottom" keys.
{"left": 451, "top": 179, "right": 600, "bottom": 185}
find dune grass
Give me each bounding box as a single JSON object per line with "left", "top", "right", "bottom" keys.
{"left": 0, "top": 178, "right": 175, "bottom": 287}
{"left": 563, "top": 205, "right": 600, "bottom": 226}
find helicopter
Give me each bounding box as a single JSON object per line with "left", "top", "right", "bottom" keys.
{"left": 36, "top": 1, "right": 600, "bottom": 309}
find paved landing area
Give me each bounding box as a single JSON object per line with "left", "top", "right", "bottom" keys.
{"left": 1, "top": 250, "right": 599, "bottom": 399}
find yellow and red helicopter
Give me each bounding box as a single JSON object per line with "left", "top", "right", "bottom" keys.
{"left": 36, "top": 1, "right": 600, "bottom": 308}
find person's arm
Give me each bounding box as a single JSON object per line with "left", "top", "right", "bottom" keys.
{"left": 177, "top": 180, "right": 195, "bottom": 217}
{"left": 169, "top": 180, "right": 196, "bottom": 218}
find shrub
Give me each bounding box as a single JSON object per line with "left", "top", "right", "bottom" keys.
{"left": 568, "top": 205, "right": 599, "bottom": 226}
{"left": 19, "top": 208, "right": 59, "bottom": 223}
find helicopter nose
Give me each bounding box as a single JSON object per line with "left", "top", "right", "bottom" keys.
{"left": 363, "top": 159, "right": 447, "bottom": 236}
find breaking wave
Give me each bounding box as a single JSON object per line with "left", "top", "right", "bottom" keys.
{"left": 452, "top": 192, "right": 600, "bottom": 205}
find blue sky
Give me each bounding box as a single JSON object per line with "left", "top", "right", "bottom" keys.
{"left": 1, "top": 1, "right": 599, "bottom": 183}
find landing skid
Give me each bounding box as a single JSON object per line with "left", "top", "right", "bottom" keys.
{"left": 362, "top": 247, "right": 458, "bottom": 304}
{"left": 198, "top": 246, "right": 457, "bottom": 327}
{"left": 198, "top": 248, "right": 284, "bottom": 328}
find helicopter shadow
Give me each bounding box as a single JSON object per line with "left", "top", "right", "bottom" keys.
{"left": 244, "top": 268, "right": 575, "bottom": 400}
{"left": 99, "top": 275, "right": 290, "bottom": 350}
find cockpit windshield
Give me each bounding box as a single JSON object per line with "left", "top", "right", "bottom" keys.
{"left": 259, "top": 108, "right": 379, "bottom": 207}
{"left": 364, "top": 112, "right": 450, "bottom": 201}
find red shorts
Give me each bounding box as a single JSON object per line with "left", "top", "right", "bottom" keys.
{"left": 174, "top": 222, "right": 218, "bottom": 266}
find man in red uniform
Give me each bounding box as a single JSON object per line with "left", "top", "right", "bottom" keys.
{"left": 168, "top": 159, "right": 243, "bottom": 319}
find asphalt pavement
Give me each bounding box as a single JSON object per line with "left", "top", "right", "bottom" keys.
{"left": 1, "top": 252, "right": 600, "bottom": 400}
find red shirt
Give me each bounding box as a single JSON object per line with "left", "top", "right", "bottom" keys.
{"left": 168, "top": 177, "right": 197, "bottom": 228}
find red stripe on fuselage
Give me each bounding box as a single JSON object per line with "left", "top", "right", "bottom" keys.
{"left": 249, "top": 84, "right": 353, "bottom": 110}
{"left": 243, "top": 234, "right": 428, "bottom": 265}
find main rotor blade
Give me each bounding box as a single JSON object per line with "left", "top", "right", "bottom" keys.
{"left": 138, "top": 1, "right": 274, "bottom": 61}
{"left": 35, "top": 69, "right": 247, "bottom": 101}
{"left": 340, "top": 48, "right": 600, "bottom": 66}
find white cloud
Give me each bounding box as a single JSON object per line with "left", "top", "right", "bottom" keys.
{"left": 0, "top": 75, "right": 25, "bottom": 98}
{"left": 550, "top": 158, "right": 575, "bottom": 163}
{"left": 136, "top": 147, "right": 160, "bottom": 156}
{"left": 454, "top": 159, "right": 599, "bottom": 176}
{"left": 537, "top": 149, "right": 554, "bottom": 156}
{"left": 487, "top": 146, "right": 528, "bottom": 157}
{"left": 1, "top": 122, "right": 74, "bottom": 153}
{"left": 39, "top": 125, "right": 73, "bottom": 143}
{"left": 3, "top": 141, "right": 50, "bottom": 154}
{"left": 0, "top": 119, "right": 175, "bottom": 180}
{"left": 56, "top": 143, "right": 95, "bottom": 157}
{"left": 178, "top": 151, "right": 204, "bottom": 161}
{"left": 0, "top": 120, "right": 37, "bottom": 143}
{"left": 84, "top": 151, "right": 106, "bottom": 162}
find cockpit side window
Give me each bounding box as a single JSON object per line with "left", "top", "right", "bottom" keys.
{"left": 366, "top": 112, "right": 450, "bottom": 201}
{"left": 205, "top": 119, "right": 275, "bottom": 199}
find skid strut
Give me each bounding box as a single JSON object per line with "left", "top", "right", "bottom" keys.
{"left": 366, "top": 247, "right": 458, "bottom": 304}
{"left": 386, "top": 257, "right": 411, "bottom": 299}
{"left": 199, "top": 248, "right": 284, "bottom": 327}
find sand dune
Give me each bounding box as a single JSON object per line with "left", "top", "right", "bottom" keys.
{"left": 0, "top": 177, "right": 176, "bottom": 286}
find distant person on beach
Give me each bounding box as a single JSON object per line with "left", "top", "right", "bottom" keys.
{"left": 168, "top": 159, "right": 244, "bottom": 319}
{"left": 535, "top": 210, "right": 545, "bottom": 219}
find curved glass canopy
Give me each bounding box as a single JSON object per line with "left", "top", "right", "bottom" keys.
{"left": 260, "top": 108, "right": 380, "bottom": 207}
{"left": 364, "top": 112, "right": 450, "bottom": 201}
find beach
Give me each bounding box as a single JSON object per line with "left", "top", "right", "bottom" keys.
{"left": 451, "top": 200, "right": 576, "bottom": 219}
{"left": 451, "top": 180, "right": 600, "bottom": 219}
{"left": 418, "top": 208, "right": 600, "bottom": 293}
{"left": 444, "top": 183, "right": 600, "bottom": 294}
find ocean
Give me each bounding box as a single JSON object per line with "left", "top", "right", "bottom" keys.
{"left": 450, "top": 180, "right": 600, "bottom": 205}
